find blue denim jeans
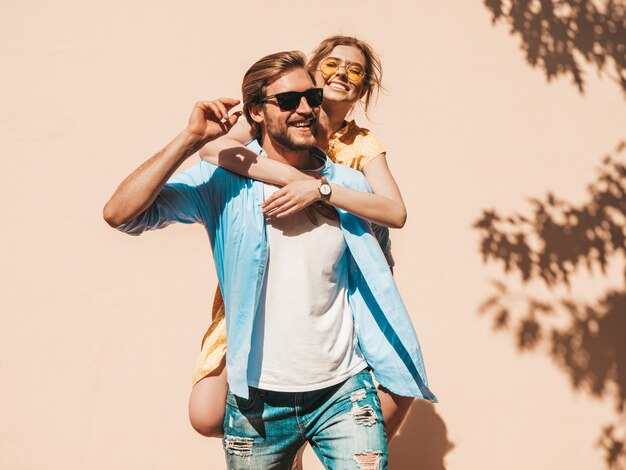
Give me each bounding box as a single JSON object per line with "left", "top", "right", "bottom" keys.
{"left": 222, "top": 368, "right": 388, "bottom": 469}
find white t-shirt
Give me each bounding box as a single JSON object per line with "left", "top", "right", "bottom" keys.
{"left": 246, "top": 183, "right": 367, "bottom": 392}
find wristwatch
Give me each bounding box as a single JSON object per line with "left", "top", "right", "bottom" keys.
{"left": 318, "top": 176, "right": 332, "bottom": 202}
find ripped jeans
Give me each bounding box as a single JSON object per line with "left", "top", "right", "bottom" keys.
{"left": 222, "top": 368, "right": 388, "bottom": 469}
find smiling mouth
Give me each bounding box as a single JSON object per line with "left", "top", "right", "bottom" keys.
{"left": 288, "top": 118, "right": 315, "bottom": 129}
{"left": 328, "top": 81, "right": 350, "bottom": 91}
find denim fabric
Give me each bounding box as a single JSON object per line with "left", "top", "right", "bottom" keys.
{"left": 222, "top": 369, "right": 388, "bottom": 469}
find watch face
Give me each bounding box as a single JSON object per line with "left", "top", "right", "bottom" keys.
{"left": 320, "top": 184, "right": 331, "bottom": 196}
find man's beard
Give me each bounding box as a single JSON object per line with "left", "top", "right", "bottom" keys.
{"left": 267, "top": 118, "right": 318, "bottom": 151}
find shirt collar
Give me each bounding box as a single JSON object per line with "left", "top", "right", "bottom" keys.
{"left": 333, "top": 120, "right": 354, "bottom": 140}
{"left": 310, "top": 146, "right": 334, "bottom": 178}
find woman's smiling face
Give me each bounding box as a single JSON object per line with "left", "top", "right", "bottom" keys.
{"left": 314, "top": 45, "right": 367, "bottom": 106}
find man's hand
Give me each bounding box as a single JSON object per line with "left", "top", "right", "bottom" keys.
{"left": 103, "top": 97, "right": 241, "bottom": 228}
{"left": 187, "top": 98, "right": 242, "bottom": 145}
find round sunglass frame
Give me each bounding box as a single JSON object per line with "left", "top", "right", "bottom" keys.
{"left": 318, "top": 58, "right": 366, "bottom": 86}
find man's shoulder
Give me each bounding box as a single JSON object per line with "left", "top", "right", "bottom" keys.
{"left": 197, "top": 159, "right": 252, "bottom": 181}
{"left": 332, "top": 161, "right": 362, "bottom": 178}
{"left": 170, "top": 160, "right": 251, "bottom": 196}
{"left": 329, "top": 160, "right": 368, "bottom": 187}
{"left": 174, "top": 159, "right": 224, "bottom": 183}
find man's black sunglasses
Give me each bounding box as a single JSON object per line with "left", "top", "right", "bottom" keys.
{"left": 259, "top": 88, "right": 323, "bottom": 111}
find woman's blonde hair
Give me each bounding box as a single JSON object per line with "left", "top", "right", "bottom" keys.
{"left": 308, "top": 35, "right": 383, "bottom": 114}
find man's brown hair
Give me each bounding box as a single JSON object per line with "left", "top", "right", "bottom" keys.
{"left": 308, "top": 35, "right": 383, "bottom": 114}
{"left": 241, "top": 50, "right": 313, "bottom": 139}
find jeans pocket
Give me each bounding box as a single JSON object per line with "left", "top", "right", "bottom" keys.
{"left": 341, "top": 368, "right": 376, "bottom": 396}
{"left": 226, "top": 387, "right": 260, "bottom": 412}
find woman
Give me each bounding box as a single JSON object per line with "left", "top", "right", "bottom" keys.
{"left": 188, "top": 35, "right": 414, "bottom": 446}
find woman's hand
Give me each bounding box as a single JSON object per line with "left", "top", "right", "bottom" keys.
{"left": 262, "top": 180, "right": 321, "bottom": 218}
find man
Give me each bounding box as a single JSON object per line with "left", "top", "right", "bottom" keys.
{"left": 104, "top": 50, "right": 435, "bottom": 469}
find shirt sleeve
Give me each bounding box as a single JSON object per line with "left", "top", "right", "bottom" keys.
{"left": 330, "top": 123, "right": 386, "bottom": 172}
{"left": 116, "top": 161, "right": 212, "bottom": 236}
{"left": 355, "top": 130, "right": 386, "bottom": 171}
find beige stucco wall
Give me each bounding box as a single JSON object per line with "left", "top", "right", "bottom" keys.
{"left": 1, "top": 1, "right": 624, "bottom": 469}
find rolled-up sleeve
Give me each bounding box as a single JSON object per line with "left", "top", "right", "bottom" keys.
{"left": 117, "top": 162, "right": 211, "bottom": 236}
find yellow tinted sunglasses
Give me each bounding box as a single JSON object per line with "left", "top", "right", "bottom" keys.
{"left": 318, "top": 57, "right": 366, "bottom": 86}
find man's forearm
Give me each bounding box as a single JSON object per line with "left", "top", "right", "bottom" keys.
{"left": 103, "top": 129, "right": 203, "bottom": 227}
{"left": 103, "top": 97, "right": 241, "bottom": 228}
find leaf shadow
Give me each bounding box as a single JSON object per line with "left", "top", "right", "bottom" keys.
{"left": 474, "top": 141, "right": 626, "bottom": 468}
{"left": 484, "top": 0, "right": 626, "bottom": 98}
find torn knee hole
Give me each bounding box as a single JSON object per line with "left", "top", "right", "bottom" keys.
{"left": 354, "top": 450, "right": 383, "bottom": 469}
{"left": 350, "top": 404, "right": 377, "bottom": 426}
{"left": 224, "top": 435, "right": 253, "bottom": 457}
{"left": 350, "top": 388, "right": 367, "bottom": 402}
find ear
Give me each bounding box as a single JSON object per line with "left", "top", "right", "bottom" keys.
{"left": 249, "top": 103, "right": 264, "bottom": 124}
{"left": 359, "top": 86, "right": 368, "bottom": 100}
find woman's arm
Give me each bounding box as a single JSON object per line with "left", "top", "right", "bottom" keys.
{"left": 200, "top": 140, "right": 316, "bottom": 186}
{"left": 198, "top": 119, "right": 315, "bottom": 187}
{"left": 359, "top": 153, "right": 407, "bottom": 227}
{"left": 199, "top": 116, "right": 406, "bottom": 228}
{"left": 263, "top": 153, "right": 407, "bottom": 229}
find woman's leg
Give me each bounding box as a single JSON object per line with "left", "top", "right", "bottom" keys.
{"left": 377, "top": 385, "right": 414, "bottom": 441}
{"left": 188, "top": 357, "right": 228, "bottom": 438}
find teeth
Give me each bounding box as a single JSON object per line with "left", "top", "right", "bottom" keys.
{"left": 330, "top": 83, "right": 348, "bottom": 91}
{"left": 292, "top": 121, "right": 311, "bottom": 127}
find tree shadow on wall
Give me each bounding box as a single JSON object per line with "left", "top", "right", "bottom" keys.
{"left": 474, "top": 142, "right": 626, "bottom": 469}
{"left": 484, "top": 0, "right": 626, "bottom": 97}
{"left": 388, "top": 400, "right": 454, "bottom": 470}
